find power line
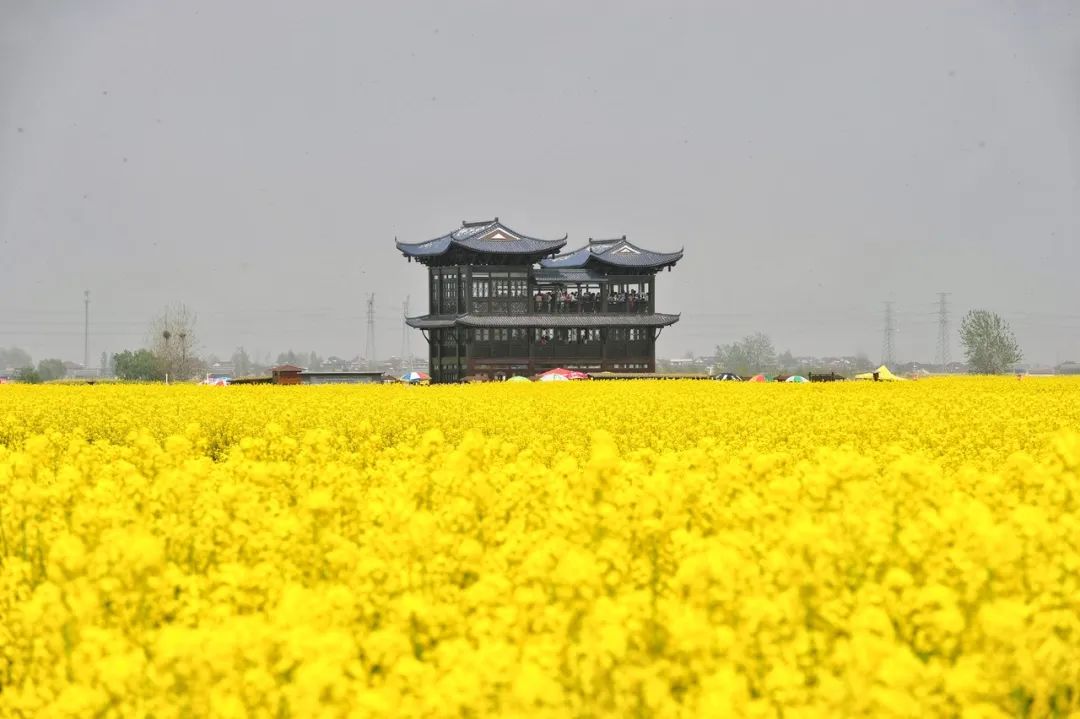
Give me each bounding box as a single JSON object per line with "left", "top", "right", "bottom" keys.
{"left": 364, "top": 294, "right": 376, "bottom": 369}
{"left": 83, "top": 290, "right": 90, "bottom": 368}
{"left": 882, "top": 301, "right": 896, "bottom": 367}
{"left": 935, "top": 292, "right": 951, "bottom": 369}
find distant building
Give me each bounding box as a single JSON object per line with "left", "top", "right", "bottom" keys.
{"left": 270, "top": 364, "right": 303, "bottom": 385}
{"left": 208, "top": 362, "right": 235, "bottom": 377}
{"left": 299, "top": 370, "right": 385, "bottom": 385}
{"left": 399, "top": 218, "right": 683, "bottom": 383}
{"left": 62, "top": 361, "right": 101, "bottom": 380}
{"left": 249, "top": 365, "right": 386, "bottom": 386}
{"left": 1057, "top": 361, "right": 1080, "bottom": 375}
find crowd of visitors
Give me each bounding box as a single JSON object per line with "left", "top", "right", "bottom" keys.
{"left": 532, "top": 288, "right": 650, "bottom": 313}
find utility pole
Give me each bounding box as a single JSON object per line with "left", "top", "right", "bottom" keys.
{"left": 935, "top": 292, "right": 951, "bottom": 372}
{"left": 881, "top": 301, "right": 896, "bottom": 367}
{"left": 401, "top": 295, "right": 411, "bottom": 372}
{"left": 365, "top": 294, "right": 377, "bottom": 370}
{"left": 83, "top": 290, "right": 90, "bottom": 369}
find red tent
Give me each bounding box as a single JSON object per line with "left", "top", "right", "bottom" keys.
{"left": 747, "top": 374, "right": 768, "bottom": 382}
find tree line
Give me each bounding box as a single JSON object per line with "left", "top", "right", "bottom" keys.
{"left": 4, "top": 306, "right": 1026, "bottom": 382}
{"left": 710, "top": 309, "right": 1022, "bottom": 376}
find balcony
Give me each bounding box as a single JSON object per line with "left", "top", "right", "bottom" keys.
{"left": 531, "top": 298, "right": 651, "bottom": 314}
{"left": 605, "top": 298, "right": 652, "bottom": 314}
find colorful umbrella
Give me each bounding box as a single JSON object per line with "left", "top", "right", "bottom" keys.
{"left": 747, "top": 374, "right": 768, "bottom": 382}
{"left": 401, "top": 371, "right": 430, "bottom": 383}
{"left": 715, "top": 373, "right": 741, "bottom": 381}
{"left": 785, "top": 375, "right": 809, "bottom": 383}
{"left": 540, "top": 368, "right": 574, "bottom": 378}
{"left": 506, "top": 376, "right": 531, "bottom": 383}
{"left": 538, "top": 373, "right": 569, "bottom": 382}
{"left": 567, "top": 371, "right": 590, "bottom": 380}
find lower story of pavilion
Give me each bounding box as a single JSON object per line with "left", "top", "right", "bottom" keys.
{"left": 410, "top": 314, "right": 679, "bottom": 382}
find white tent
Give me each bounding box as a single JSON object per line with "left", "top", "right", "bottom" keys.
{"left": 538, "top": 373, "right": 569, "bottom": 382}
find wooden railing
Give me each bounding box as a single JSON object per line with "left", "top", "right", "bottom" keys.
{"left": 530, "top": 299, "right": 652, "bottom": 314}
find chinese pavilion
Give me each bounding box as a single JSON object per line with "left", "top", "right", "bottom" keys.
{"left": 398, "top": 218, "right": 682, "bottom": 383}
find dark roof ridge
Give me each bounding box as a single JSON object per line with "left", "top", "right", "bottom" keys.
{"left": 539, "top": 238, "right": 683, "bottom": 269}
{"left": 397, "top": 218, "right": 568, "bottom": 259}
{"left": 456, "top": 219, "right": 568, "bottom": 244}
{"left": 553, "top": 241, "right": 682, "bottom": 257}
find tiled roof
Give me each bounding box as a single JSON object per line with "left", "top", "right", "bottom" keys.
{"left": 406, "top": 313, "right": 679, "bottom": 329}
{"left": 540, "top": 236, "right": 682, "bottom": 270}
{"left": 397, "top": 219, "right": 567, "bottom": 259}
{"left": 404, "top": 316, "right": 457, "bottom": 329}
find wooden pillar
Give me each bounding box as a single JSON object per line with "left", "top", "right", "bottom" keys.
{"left": 464, "top": 267, "right": 472, "bottom": 313}
{"left": 455, "top": 328, "right": 462, "bottom": 380}
{"left": 528, "top": 328, "right": 536, "bottom": 375}
{"left": 432, "top": 329, "right": 441, "bottom": 382}
{"left": 457, "top": 266, "right": 464, "bottom": 314}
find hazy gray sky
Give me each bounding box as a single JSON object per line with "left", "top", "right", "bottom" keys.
{"left": 2, "top": 1, "right": 1078, "bottom": 367}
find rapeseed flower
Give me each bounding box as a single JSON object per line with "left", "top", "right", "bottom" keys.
{"left": 1, "top": 378, "right": 1080, "bottom": 716}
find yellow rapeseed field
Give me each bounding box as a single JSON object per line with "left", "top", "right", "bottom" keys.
{"left": 2, "top": 378, "right": 1080, "bottom": 718}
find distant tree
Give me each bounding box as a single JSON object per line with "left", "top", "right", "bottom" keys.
{"left": 14, "top": 366, "right": 41, "bottom": 384}
{"left": 231, "top": 347, "right": 252, "bottom": 377}
{"left": 308, "top": 351, "right": 323, "bottom": 371}
{"left": 276, "top": 350, "right": 302, "bottom": 366}
{"left": 37, "top": 358, "right": 66, "bottom": 382}
{"left": 0, "top": 346, "right": 33, "bottom": 370}
{"left": 114, "top": 349, "right": 163, "bottom": 381}
{"left": 99, "top": 351, "right": 109, "bottom": 376}
{"left": 852, "top": 352, "right": 875, "bottom": 373}
{"left": 149, "top": 303, "right": 200, "bottom": 380}
{"left": 189, "top": 355, "right": 209, "bottom": 379}
{"left": 959, "top": 310, "right": 1022, "bottom": 374}
{"left": 777, "top": 350, "right": 795, "bottom": 372}
{"left": 716, "top": 333, "right": 776, "bottom": 375}
{"left": 1056, "top": 361, "right": 1080, "bottom": 375}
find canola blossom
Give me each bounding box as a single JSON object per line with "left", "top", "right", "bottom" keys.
{"left": 2, "top": 378, "right": 1080, "bottom": 717}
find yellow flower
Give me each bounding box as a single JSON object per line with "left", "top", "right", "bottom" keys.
{"left": 2, "top": 378, "right": 1080, "bottom": 716}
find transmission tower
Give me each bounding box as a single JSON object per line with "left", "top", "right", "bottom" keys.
{"left": 83, "top": 290, "right": 90, "bottom": 369}
{"left": 364, "top": 294, "right": 376, "bottom": 370}
{"left": 401, "top": 296, "right": 411, "bottom": 372}
{"left": 881, "top": 301, "right": 896, "bottom": 367}
{"left": 935, "top": 292, "right": 951, "bottom": 371}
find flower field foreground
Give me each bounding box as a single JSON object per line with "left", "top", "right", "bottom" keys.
{"left": 2, "top": 378, "right": 1080, "bottom": 718}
